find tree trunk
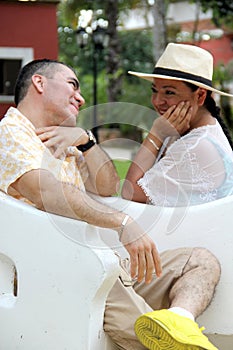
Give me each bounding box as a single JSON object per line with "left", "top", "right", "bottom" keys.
{"left": 105, "top": 0, "right": 123, "bottom": 102}
{"left": 152, "top": 0, "right": 167, "bottom": 63}
{"left": 192, "top": 0, "right": 201, "bottom": 42}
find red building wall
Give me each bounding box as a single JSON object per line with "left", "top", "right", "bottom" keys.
{"left": 181, "top": 19, "right": 233, "bottom": 66}
{"left": 0, "top": 0, "right": 59, "bottom": 117}
{"left": 198, "top": 35, "right": 233, "bottom": 66}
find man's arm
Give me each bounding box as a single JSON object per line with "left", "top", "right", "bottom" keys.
{"left": 11, "top": 169, "right": 162, "bottom": 284}
{"left": 36, "top": 126, "right": 120, "bottom": 196}
{"left": 82, "top": 144, "right": 119, "bottom": 196}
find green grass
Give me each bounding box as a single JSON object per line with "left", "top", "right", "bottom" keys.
{"left": 113, "top": 159, "right": 131, "bottom": 180}
{"left": 113, "top": 159, "right": 131, "bottom": 195}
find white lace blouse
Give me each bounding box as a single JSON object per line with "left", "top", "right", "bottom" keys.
{"left": 138, "top": 121, "right": 233, "bottom": 207}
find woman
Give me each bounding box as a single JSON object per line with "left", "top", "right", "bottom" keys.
{"left": 122, "top": 43, "right": 233, "bottom": 207}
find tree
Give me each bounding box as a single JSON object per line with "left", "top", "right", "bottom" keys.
{"left": 152, "top": 0, "right": 168, "bottom": 61}
{"left": 58, "top": 0, "right": 147, "bottom": 104}
{"left": 104, "top": 0, "right": 122, "bottom": 102}
{"left": 191, "top": 0, "right": 233, "bottom": 128}
{"left": 213, "top": 60, "right": 233, "bottom": 129}
{"left": 190, "top": 0, "right": 233, "bottom": 29}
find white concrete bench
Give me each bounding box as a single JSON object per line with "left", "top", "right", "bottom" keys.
{"left": 0, "top": 191, "right": 119, "bottom": 350}
{"left": 1, "top": 189, "right": 233, "bottom": 349}
{"left": 97, "top": 194, "right": 233, "bottom": 350}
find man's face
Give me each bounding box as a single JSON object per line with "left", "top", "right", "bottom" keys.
{"left": 43, "top": 64, "right": 85, "bottom": 127}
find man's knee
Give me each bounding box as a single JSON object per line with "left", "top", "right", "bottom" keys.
{"left": 185, "top": 247, "right": 221, "bottom": 284}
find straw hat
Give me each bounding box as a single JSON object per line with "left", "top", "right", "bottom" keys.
{"left": 128, "top": 43, "right": 233, "bottom": 97}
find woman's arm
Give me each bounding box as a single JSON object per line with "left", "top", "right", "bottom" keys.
{"left": 121, "top": 134, "right": 162, "bottom": 202}
{"left": 122, "top": 102, "right": 192, "bottom": 203}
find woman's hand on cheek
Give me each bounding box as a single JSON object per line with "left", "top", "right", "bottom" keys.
{"left": 151, "top": 101, "right": 192, "bottom": 141}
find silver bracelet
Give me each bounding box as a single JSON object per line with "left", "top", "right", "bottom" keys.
{"left": 147, "top": 137, "right": 160, "bottom": 151}
{"left": 119, "top": 214, "right": 130, "bottom": 241}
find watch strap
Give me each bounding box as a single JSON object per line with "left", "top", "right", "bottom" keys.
{"left": 77, "top": 130, "right": 96, "bottom": 152}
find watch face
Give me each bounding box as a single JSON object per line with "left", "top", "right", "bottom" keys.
{"left": 87, "top": 130, "right": 96, "bottom": 143}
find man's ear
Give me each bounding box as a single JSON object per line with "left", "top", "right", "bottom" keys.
{"left": 31, "top": 74, "right": 44, "bottom": 93}
{"left": 197, "top": 88, "right": 207, "bottom": 106}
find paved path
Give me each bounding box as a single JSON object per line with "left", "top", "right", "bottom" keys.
{"left": 101, "top": 138, "right": 140, "bottom": 161}
{"left": 102, "top": 146, "right": 133, "bottom": 161}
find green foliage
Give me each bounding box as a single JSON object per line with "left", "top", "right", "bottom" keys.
{"left": 58, "top": 0, "right": 233, "bottom": 137}
{"left": 58, "top": 0, "right": 147, "bottom": 27}
{"left": 58, "top": 18, "right": 154, "bottom": 106}
{"left": 213, "top": 60, "right": 233, "bottom": 87}
{"left": 213, "top": 60, "right": 233, "bottom": 129}
{"left": 58, "top": 2, "right": 157, "bottom": 136}
{"left": 82, "top": 70, "right": 108, "bottom": 107}
{"left": 189, "top": 0, "right": 233, "bottom": 29}
{"left": 119, "top": 73, "right": 152, "bottom": 107}
{"left": 58, "top": 0, "right": 104, "bottom": 24}
{"left": 109, "top": 28, "right": 154, "bottom": 110}
{"left": 118, "top": 29, "right": 154, "bottom": 74}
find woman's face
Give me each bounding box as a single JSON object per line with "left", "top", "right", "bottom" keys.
{"left": 151, "top": 78, "right": 200, "bottom": 116}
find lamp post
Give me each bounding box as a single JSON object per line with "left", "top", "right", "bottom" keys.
{"left": 76, "top": 24, "right": 109, "bottom": 142}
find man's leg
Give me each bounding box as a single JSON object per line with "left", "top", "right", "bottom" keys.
{"left": 134, "top": 247, "right": 221, "bottom": 350}
{"left": 168, "top": 247, "right": 221, "bottom": 318}
{"left": 104, "top": 248, "right": 193, "bottom": 350}
{"left": 104, "top": 274, "right": 151, "bottom": 350}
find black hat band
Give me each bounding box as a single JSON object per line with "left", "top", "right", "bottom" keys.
{"left": 153, "top": 67, "right": 212, "bottom": 87}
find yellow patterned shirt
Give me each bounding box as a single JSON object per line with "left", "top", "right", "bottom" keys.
{"left": 0, "top": 107, "right": 87, "bottom": 202}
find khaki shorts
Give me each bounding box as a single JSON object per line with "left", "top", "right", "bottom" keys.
{"left": 104, "top": 247, "right": 193, "bottom": 350}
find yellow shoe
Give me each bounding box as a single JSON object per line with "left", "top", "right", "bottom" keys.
{"left": 134, "top": 309, "right": 218, "bottom": 350}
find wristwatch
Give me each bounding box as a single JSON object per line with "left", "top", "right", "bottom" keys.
{"left": 77, "top": 129, "right": 97, "bottom": 152}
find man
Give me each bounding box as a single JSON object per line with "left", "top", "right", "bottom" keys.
{"left": 0, "top": 59, "right": 220, "bottom": 350}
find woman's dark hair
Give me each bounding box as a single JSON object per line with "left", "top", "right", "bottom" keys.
{"left": 185, "top": 82, "right": 233, "bottom": 149}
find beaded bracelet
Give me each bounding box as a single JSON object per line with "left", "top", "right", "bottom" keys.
{"left": 119, "top": 214, "right": 130, "bottom": 241}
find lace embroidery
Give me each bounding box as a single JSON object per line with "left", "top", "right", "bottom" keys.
{"left": 137, "top": 178, "right": 171, "bottom": 207}
{"left": 138, "top": 122, "right": 233, "bottom": 207}
{"left": 185, "top": 152, "right": 217, "bottom": 203}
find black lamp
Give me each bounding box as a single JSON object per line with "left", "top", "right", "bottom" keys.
{"left": 76, "top": 23, "right": 109, "bottom": 142}
{"left": 76, "top": 27, "right": 89, "bottom": 49}
{"left": 92, "top": 25, "right": 109, "bottom": 50}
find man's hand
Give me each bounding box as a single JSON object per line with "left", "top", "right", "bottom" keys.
{"left": 36, "top": 126, "right": 119, "bottom": 196}
{"left": 36, "top": 126, "right": 88, "bottom": 158}
{"left": 119, "top": 218, "right": 162, "bottom": 284}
